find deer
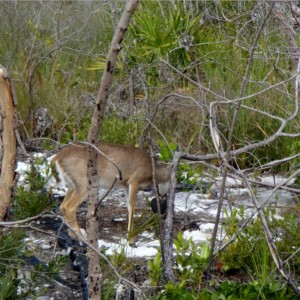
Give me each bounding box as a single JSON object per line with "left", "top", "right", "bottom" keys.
{"left": 51, "top": 142, "right": 171, "bottom": 244}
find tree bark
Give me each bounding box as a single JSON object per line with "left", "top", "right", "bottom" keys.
{"left": 162, "top": 151, "right": 182, "bottom": 282}
{"left": 85, "top": 1, "right": 139, "bottom": 299}
{"left": 0, "top": 66, "right": 17, "bottom": 224}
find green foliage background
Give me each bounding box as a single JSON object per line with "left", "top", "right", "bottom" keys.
{"left": 0, "top": 1, "right": 300, "bottom": 299}
{"left": 0, "top": 1, "right": 298, "bottom": 172}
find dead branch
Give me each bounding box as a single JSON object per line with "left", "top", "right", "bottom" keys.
{"left": 161, "top": 58, "right": 297, "bottom": 104}
{"left": 237, "top": 169, "right": 300, "bottom": 296}
{"left": 85, "top": 1, "right": 139, "bottom": 299}
{"left": 0, "top": 66, "right": 17, "bottom": 223}
{"left": 206, "top": 5, "right": 274, "bottom": 277}
{"left": 216, "top": 167, "right": 300, "bottom": 255}
{"left": 162, "top": 150, "right": 181, "bottom": 282}
{"left": 271, "top": 2, "right": 300, "bottom": 69}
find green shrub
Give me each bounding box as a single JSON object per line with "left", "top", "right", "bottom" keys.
{"left": 149, "top": 207, "right": 299, "bottom": 299}
{"left": 0, "top": 230, "right": 25, "bottom": 273}
{"left": 199, "top": 279, "right": 298, "bottom": 300}
{"left": 60, "top": 112, "right": 142, "bottom": 146}
{"left": 157, "top": 139, "right": 205, "bottom": 188}
{"left": 101, "top": 112, "right": 141, "bottom": 145}
{"left": 218, "top": 206, "right": 300, "bottom": 300}
{"left": 154, "top": 281, "right": 196, "bottom": 300}
{"left": 220, "top": 207, "right": 300, "bottom": 274}
{"left": 149, "top": 232, "right": 209, "bottom": 290}
{"left": 13, "top": 158, "right": 52, "bottom": 220}
{"left": 0, "top": 271, "right": 19, "bottom": 300}
{"left": 155, "top": 278, "right": 298, "bottom": 300}
{"left": 0, "top": 230, "right": 25, "bottom": 300}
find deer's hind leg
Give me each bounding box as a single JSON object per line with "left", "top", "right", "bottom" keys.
{"left": 60, "top": 187, "right": 88, "bottom": 239}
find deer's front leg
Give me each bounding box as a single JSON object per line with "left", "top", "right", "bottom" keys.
{"left": 127, "top": 182, "right": 138, "bottom": 245}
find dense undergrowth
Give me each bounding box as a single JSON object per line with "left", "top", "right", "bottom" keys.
{"left": 0, "top": 0, "right": 300, "bottom": 299}
{"left": 1, "top": 150, "right": 298, "bottom": 299}
{"left": 0, "top": 1, "right": 299, "bottom": 170}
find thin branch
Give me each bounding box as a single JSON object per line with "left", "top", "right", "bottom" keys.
{"left": 206, "top": 4, "right": 274, "bottom": 276}
{"left": 216, "top": 167, "right": 300, "bottom": 254}
{"left": 160, "top": 58, "right": 297, "bottom": 103}
{"left": 236, "top": 169, "right": 300, "bottom": 296}
{"left": 256, "top": 152, "right": 300, "bottom": 170}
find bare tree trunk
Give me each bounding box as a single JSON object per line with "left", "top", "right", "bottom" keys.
{"left": 161, "top": 151, "right": 182, "bottom": 282}
{"left": 0, "top": 66, "right": 17, "bottom": 225}
{"left": 85, "top": 1, "right": 139, "bottom": 299}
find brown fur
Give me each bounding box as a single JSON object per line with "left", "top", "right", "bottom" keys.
{"left": 51, "top": 143, "right": 171, "bottom": 243}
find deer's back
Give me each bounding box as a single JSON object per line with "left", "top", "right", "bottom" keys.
{"left": 52, "top": 143, "right": 153, "bottom": 189}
